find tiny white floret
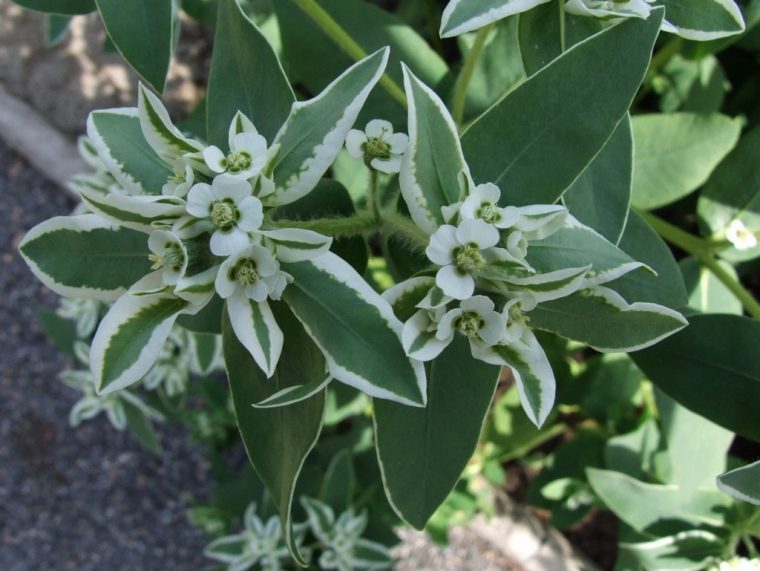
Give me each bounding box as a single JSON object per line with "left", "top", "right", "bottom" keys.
{"left": 345, "top": 119, "right": 409, "bottom": 174}
{"left": 726, "top": 219, "right": 757, "bottom": 251}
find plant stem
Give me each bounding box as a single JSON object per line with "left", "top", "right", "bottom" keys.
{"left": 368, "top": 169, "right": 381, "bottom": 224}
{"left": 558, "top": 0, "right": 566, "bottom": 53}
{"left": 381, "top": 211, "right": 430, "bottom": 252}
{"left": 640, "top": 211, "right": 760, "bottom": 319}
{"left": 452, "top": 23, "right": 493, "bottom": 127}
{"left": 292, "top": 0, "right": 407, "bottom": 108}
{"left": 271, "top": 212, "right": 378, "bottom": 238}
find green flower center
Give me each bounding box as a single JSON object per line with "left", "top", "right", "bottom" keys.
{"left": 149, "top": 242, "right": 185, "bottom": 272}
{"left": 454, "top": 243, "right": 485, "bottom": 273}
{"left": 477, "top": 202, "right": 501, "bottom": 224}
{"left": 455, "top": 312, "right": 484, "bottom": 338}
{"left": 361, "top": 136, "right": 392, "bottom": 166}
{"left": 231, "top": 258, "right": 260, "bottom": 286}
{"left": 223, "top": 150, "right": 253, "bottom": 174}
{"left": 210, "top": 199, "right": 239, "bottom": 230}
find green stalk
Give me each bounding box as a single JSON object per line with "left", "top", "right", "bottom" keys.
{"left": 640, "top": 211, "right": 760, "bottom": 319}
{"left": 292, "top": 0, "right": 407, "bottom": 108}
{"left": 452, "top": 23, "right": 493, "bottom": 127}
{"left": 381, "top": 211, "right": 430, "bottom": 252}
{"left": 558, "top": 0, "right": 566, "bottom": 53}
{"left": 271, "top": 212, "right": 378, "bottom": 238}
{"left": 368, "top": 169, "right": 381, "bottom": 224}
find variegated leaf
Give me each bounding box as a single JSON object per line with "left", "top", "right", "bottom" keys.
{"left": 382, "top": 276, "right": 436, "bottom": 321}
{"left": 226, "top": 295, "right": 284, "bottom": 378}
{"left": 527, "top": 217, "right": 651, "bottom": 287}
{"left": 252, "top": 375, "right": 332, "bottom": 409}
{"left": 493, "top": 265, "right": 591, "bottom": 303}
{"left": 659, "top": 0, "right": 745, "bottom": 41}
{"left": 493, "top": 328, "right": 555, "bottom": 427}
{"left": 528, "top": 286, "right": 688, "bottom": 352}
{"left": 87, "top": 108, "right": 172, "bottom": 194}
{"left": 270, "top": 48, "right": 389, "bottom": 206}
{"left": 137, "top": 84, "right": 204, "bottom": 165}
{"left": 440, "top": 0, "right": 552, "bottom": 38}
{"left": 79, "top": 189, "right": 185, "bottom": 233}
{"left": 92, "top": 274, "right": 191, "bottom": 394}
{"left": 262, "top": 229, "right": 333, "bottom": 263}
{"left": 19, "top": 214, "right": 152, "bottom": 301}
{"left": 282, "top": 252, "right": 427, "bottom": 406}
{"left": 399, "top": 66, "right": 470, "bottom": 234}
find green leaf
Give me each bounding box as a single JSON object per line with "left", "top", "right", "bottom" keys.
{"left": 440, "top": 0, "right": 551, "bottom": 38}
{"left": 658, "top": 0, "right": 745, "bottom": 41}
{"left": 679, "top": 257, "right": 742, "bottom": 314}
{"left": 698, "top": 123, "right": 760, "bottom": 263}
{"left": 92, "top": 286, "right": 189, "bottom": 394}
{"left": 517, "top": 2, "right": 602, "bottom": 75}
{"left": 206, "top": 0, "right": 294, "bottom": 147}
{"left": 622, "top": 530, "right": 725, "bottom": 571}
{"left": 37, "top": 307, "right": 79, "bottom": 358}
{"left": 19, "top": 214, "right": 153, "bottom": 301}
{"left": 45, "top": 14, "right": 72, "bottom": 46}
{"left": 319, "top": 449, "right": 355, "bottom": 513}
{"left": 252, "top": 375, "right": 331, "bottom": 409}
{"left": 586, "top": 468, "right": 732, "bottom": 533}
{"left": 123, "top": 399, "right": 162, "bottom": 454}
{"left": 399, "top": 66, "right": 469, "bottom": 234}
{"left": 605, "top": 418, "right": 663, "bottom": 481}
{"left": 270, "top": 48, "right": 389, "bottom": 206}
{"left": 373, "top": 336, "right": 499, "bottom": 529}
{"left": 610, "top": 210, "right": 689, "bottom": 308}
{"left": 655, "top": 389, "right": 733, "bottom": 498}
{"left": 528, "top": 286, "right": 688, "bottom": 352}
{"left": 189, "top": 331, "right": 220, "bottom": 374}
{"left": 563, "top": 115, "right": 633, "bottom": 244}
{"left": 281, "top": 252, "right": 426, "bottom": 406}
{"left": 87, "top": 109, "right": 172, "bottom": 195}
{"left": 631, "top": 113, "right": 741, "bottom": 210}
{"left": 273, "top": 0, "right": 447, "bottom": 129}
{"left": 632, "top": 314, "right": 760, "bottom": 442}
{"left": 717, "top": 460, "right": 760, "bottom": 505}
{"left": 223, "top": 304, "right": 326, "bottom": 566}
{"left": 94, "top": 0, "right": 175, "bottom": 91}
{"left": 658, "top": 55, "right": 727, "bottom": 114}
{"left": 13, "top": 0, "right": 94, "bottom": 15}
{"left": 461, "top": 11, "right": 663, "bottom": 206}
{"left": 177, "top": 294, "right": 223, "bottom": 334}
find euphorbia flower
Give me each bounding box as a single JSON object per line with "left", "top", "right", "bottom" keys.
{"left": 186, "top": 174, "right": 263, "bottom": 256}
{"left": 202, "top": 112, "right": 273, "bottom": 179}
{"left": 147, "top": 230, "right": 187, "bottom": 286}
{"left": 345, "top": 119, "right": 409, "bottom": 174}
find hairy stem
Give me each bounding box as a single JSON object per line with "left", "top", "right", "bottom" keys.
{"left": 368, "top": 169, "right": 381, "bottom": 224}
{"left": 292, "top": 0, "right": 408, "bottom": 108}
{"left": 271, "top": 212, "right": 378, "bottom": 238}
{"left": 640, "top": 211, "right": 760, "bottom": 319}
{"left": 452, "top": 23, "right": 493, "bottom": 127}
{"left": 381, "top": 211, "right": 430, "bottom": 252}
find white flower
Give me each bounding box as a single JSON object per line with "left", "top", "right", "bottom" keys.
{"left": 345, "top": 119, "right": 408, "bottom": 174}
{"left": 202, "top": 113, "right": 272, "bottom": 179}
{"left": 726, "top": 219, "right": 757, "bottom": 251}
{"left": 460, "top": 183, "right": 519, "bottom": 228}
{"left": 715, "top": 558, "right": 760, "bottom": 571}
{"left": 402, "top": 306, "right": 449, "bottom": 361}
{"left": 565, "top": 0, "right": 654, "bottom": 19}
{"left": 215, "top": 245, "right": 285, "bottom": 303}
{"left": 162, "top": 160, "right": 195, "bottom": 197}
{"left": 186, "top": 174, "right": 263, "bottom": 256}
{"left": 426, "top": 219, "right": 508, "bottom": 299}
{"left": 148, "top": 230, "right": 188, "bottom": 286}
{"left": 142, "top": 329, "right": 190, "bottom": 397}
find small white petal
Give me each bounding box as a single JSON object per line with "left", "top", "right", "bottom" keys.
{"left": 203, "top": 146, "right": 227, "bottom": 173}
{"left": 212, "top": 174, "right": 251, "bottom": 204}
{"left": 186, "top": 183, "right": 214, "bottom": 218}
{"left": 436, "top": 265, "right": 475, "bottom": 300}
{"left": 402, "top": 310, "right": 451, "bottom": 361}
{"left": 237, "top": 196, "right": 264, "bottom": 231}
{"left": 345, "top": 130, "right": 367, "bottom": 158}
{"left": 461, "top": 295, "right": 495, "bottom": 315}
{"left": 250, "top": 245, "right": 278, "bottom": 277}
{"left": 459, "top": 194, "right": 481, "bottom": 221}
{"left": 436, "top": 308, "right": 462, "bottom": 341}
{"left": 388, "top": 132, "right": 409, "bottom": 154}
{"left": 426, "top": 225, "right": 459, "bottom": 265}
{"left": 365, "top": 119, "right": 393, "bottom": 138}
{"left": 494, "top": 206, "right": 520, "bottom": 229}
{"left": 441, "top": 203, "right": 461, "bottom": 224}
{"left": 210, "top": 227, "right": 250, "bottom": 256}
{"left": 245, "top": 281, "right": 269, "bottom": 302}
{"left": 232, "top": 132, "right": 267, "bottom": 155}
{"left": 457, "top": 219, "right": 499, "bottom": 249}
{"left": 479, "top": 312, "right": 506, "bottom": 345}
{"left": 147, "top": 229, "right": 173, "bottom": 255}
{"left": 215, "top": 261, "right": 236, "bottom": 299}
{"left": 371, "top": 155, "right": 402, "bottom": 174}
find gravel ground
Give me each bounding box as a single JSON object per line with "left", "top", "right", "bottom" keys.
{"left": 0, "top": 140, "right": 212, "bottom": 570}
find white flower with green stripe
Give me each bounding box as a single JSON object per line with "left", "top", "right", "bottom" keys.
{"left": 162, "top": 160, "right": 195, "bottom": 198}
{"left": 186, "top": 174, "right": 264, "bottom": 256}
{"left": 147, "top": 230, "right": 188, "bottom": 286}
{"left": 345, "top": 119, "right": 409, "bottom": 174}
